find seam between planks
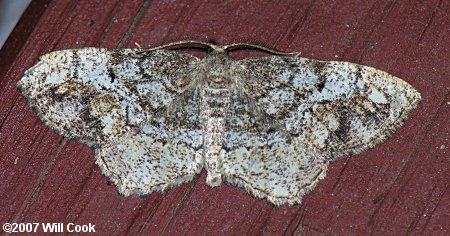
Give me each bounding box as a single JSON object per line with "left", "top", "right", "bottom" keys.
{"left": 116, "top": 0, "right": 152, "bottom": 49}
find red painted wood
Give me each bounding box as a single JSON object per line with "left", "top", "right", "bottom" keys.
{"left": 0, "top": 0, "right": 448, "bottom": 235}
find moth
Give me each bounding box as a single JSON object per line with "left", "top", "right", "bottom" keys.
{"left": 17, "top": 41, "right": 421, "bottom": 206}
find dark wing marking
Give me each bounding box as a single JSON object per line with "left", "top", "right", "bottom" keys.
{"left": 18, "top": 48, "right": 199, "bottom": 147}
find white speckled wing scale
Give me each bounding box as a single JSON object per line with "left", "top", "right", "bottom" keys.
{"left": 18, "top": 43, "right": 421, "bottom": 206}
{"left": 221, "top": 56, "right": 421, "bottom": 205}
{"left": 222, "top": 131, "right": 328, "bottom": 205}
{"left": 17, "top": 48, "right": 204, "bottom": 194}
{"left": 97, "top": 120, "right": 203, "bottom": 195}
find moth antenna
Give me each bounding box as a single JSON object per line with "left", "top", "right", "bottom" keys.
{"left": 223, "top": 43, "right": 299, "bottom": 56}
{"left": 144, "top": 40, "right": 218, "bottom": 51}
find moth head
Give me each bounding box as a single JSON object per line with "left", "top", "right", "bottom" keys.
{"left": 206, "top": 44, "right": 228, "bottom": 56}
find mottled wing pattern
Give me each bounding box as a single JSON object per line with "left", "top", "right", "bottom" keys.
{"left": 18, "top": 48, "right": 205, "bottom": 196}
{"left": 18, "top": 44, "right": 422, "bottom": 205}
{"left": 95, "top": 85, "right": 204, "bottom": 195}
{"left": 237, "top": 56, "right": 421, "bottom": 160}
{"left": 17, "top": 48, "right": 199, "bottom": 147}
{"left": 96, "top": 117, "right": 203, "bottom": 196}
{"left": 220, "top": 56, "right": 420, "bottom": 205}
{"left": 222, "top": 130, "right": 328, "bottom": 205}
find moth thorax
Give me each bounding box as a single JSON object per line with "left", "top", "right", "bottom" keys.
{"left": 206, "top": 69, "right": 233, "bottom": 85}
{"left": 203, "top": 53, "right": 233, "bottom": 84}
{"left": 210, "top": 75, "right": 227, "bottom": 83}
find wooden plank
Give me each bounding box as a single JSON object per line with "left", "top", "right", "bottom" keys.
{"left": 0, "top": 0, "right": 448, "bottom": 235}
